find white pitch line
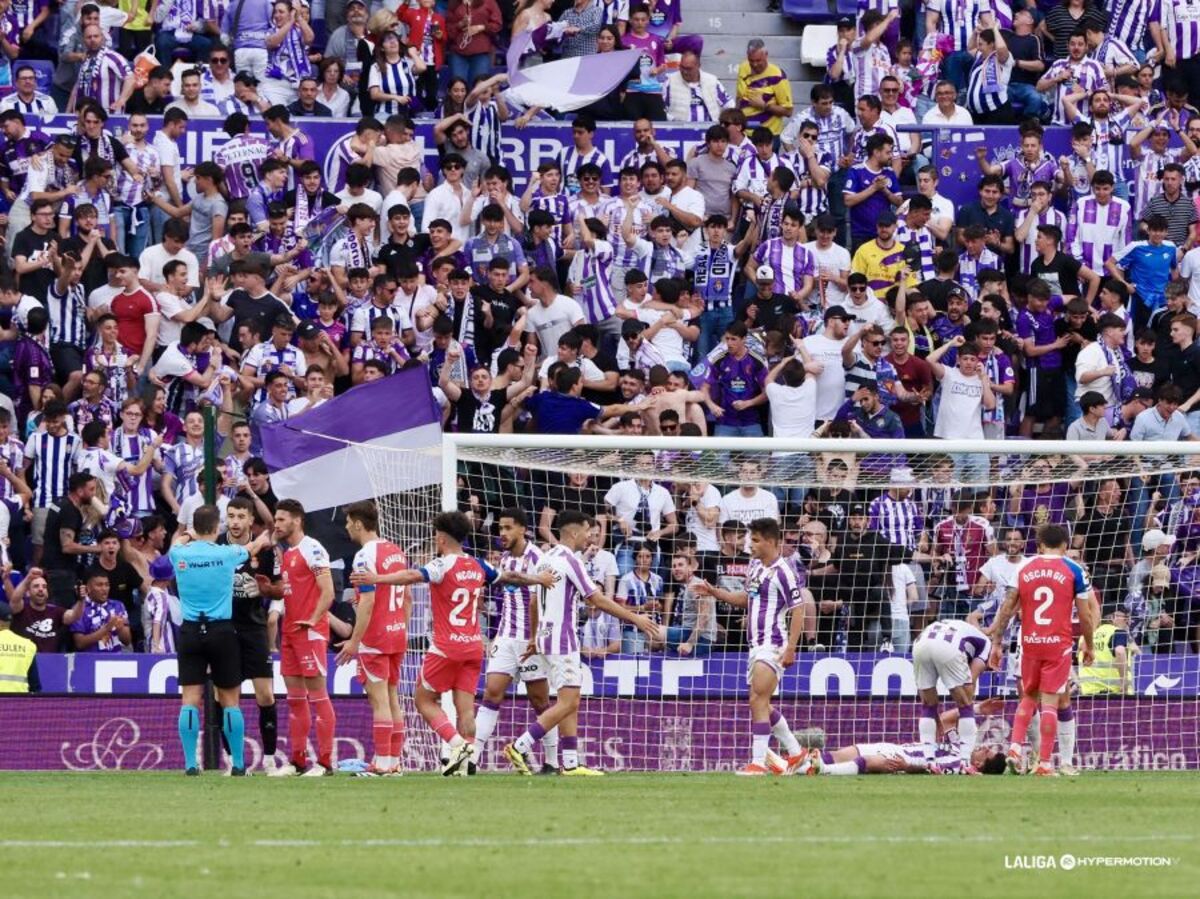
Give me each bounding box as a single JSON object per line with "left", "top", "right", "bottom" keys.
{"left": 2, "top": 834, "right": 1195, "bottom": 851}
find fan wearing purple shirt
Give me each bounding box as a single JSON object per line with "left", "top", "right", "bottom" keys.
{"left": 702, "top": 320, "right": 769, "bottom": 437}
{"left": 69, "top": 568, "right": 132, "bottom": 653}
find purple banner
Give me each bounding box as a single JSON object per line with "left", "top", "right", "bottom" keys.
{"left": 34, "top": 652, "right": 1200, "bottom": 698}
{"left": 33, "top": 115, "right": 708, "bottom": 194}
{"left": 916, "top": 125, "right": 1166, "bottom": 210}
{"left": 0, "top": 696, "right": 1194, "bottom": 771}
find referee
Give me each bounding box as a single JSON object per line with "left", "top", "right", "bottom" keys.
{"left": 170, "top": 504, "right": 251, "bottom": 776}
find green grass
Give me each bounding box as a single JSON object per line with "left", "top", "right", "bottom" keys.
{"left": 0, "top": 772, "right": 1195, "bottom": 899}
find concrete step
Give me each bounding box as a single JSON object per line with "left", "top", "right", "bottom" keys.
{"left": 703, "top": 34, "right": 801, "bottom": 59}
{"left": 687, "top": 10, "right": 806, "bottom": 33}
{"left": 711, "top": 54, "right": 807, "bottom": 81}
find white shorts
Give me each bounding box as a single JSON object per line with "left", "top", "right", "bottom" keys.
{"left": 486, "top": 637, "right": 549, "bottom": 683}
{"left": 912, "top": 636, "right": 972, "bottom": 691}
{"left": 546, "top": 652, "right": 582, "bottom": 691}
{"left": 855, "top": 742, "right": 907, "bottom": 760}
{"left": 746, "top": 644, "right": 783, "bottom": 684}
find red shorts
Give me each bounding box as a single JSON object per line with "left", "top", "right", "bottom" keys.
{"left": 420, "top": 651, "right": 482, "bottom": 695}
{"left": 1021, "top": 648, "right": 1073, "bottom": 696}
{"left": 358, "top": 651, "right": 405, "bottom": 686}
{"left": 281, "top": 635, "right": 328, "bottom": 678}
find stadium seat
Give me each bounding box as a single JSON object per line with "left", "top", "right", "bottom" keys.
{"left": 801, "top": 25, "right": 838, "bottom": 67}
{"left": 780, "top": 0, "right": 836, "bottom": 24}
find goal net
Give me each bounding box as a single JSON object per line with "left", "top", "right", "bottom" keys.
{"left": 351, "top": 434, "right": 1200, "bottom": 773}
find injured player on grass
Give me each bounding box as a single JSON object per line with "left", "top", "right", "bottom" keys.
{"left": 767, "top": 699, "right": 1007, "bottom": 775}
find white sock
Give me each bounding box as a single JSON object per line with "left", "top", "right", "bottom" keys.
{"left": 1028, "top": 712, "right": 1041, "bottom": 756}
{"left": 514, "top": 731, "right": 535, "bottom": 754}
{"left": 448, "top": 734, "right": 465, "bottom": 750}
{"left": 542, "top": 727, "right": 559, "bottom": 767}
{"left": 474, "top": 704, "right": 500, "bottom": 753}
{"left": 1059, "top": 717, "right": 1077, "bottom": 765}
{"left": 957, "top": 716, "right": 978, "bottom": 764}
{"left": 918, "top": 713, "right": 938, "bottom": 749}
{"left": 772, "top": 714, "right": 801, "bottom": 755}
{"left": 822, "top": 761, "right": 862, "bottom": 776}
{"left": 751, "top": 732, "right": 770, "bottom": 765}
{"left": 562, "top": 748, "right": 579, "bottom": 769}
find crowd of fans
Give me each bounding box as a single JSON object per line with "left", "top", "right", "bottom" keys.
{"left": 0, "top": 0, "right": 1195, "bottom": 676}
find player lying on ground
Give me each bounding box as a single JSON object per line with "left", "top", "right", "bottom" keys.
{"left": 350, "top": 511, "right": 556, "bottom": 776}
{"left": 796, "top": 700, "right": 1008, "bottom": 775}
{"left": 503, "top": 510, "right": 664, "bottom": 776}
{"left": 986, "top": 524, "right": 1095, "bottom": 777}
{"left": 336, "top": 500, "right": 411, "bottom": 776}
{"left": 911, "top": 618, "right": 992, "bottom": 770}
{"left": 473, "top": 507, "right": 559, "bottom": 774}
{"left": 692, "top": 517, "right": 808, "bottom": 776}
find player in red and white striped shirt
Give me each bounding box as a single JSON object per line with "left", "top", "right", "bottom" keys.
{"left": 337, "top": 501, "right": 411, "bottom": 776}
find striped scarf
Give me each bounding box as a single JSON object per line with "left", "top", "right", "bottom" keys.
{"left": 267, "top": 23, "right": 313, "bottom": 83}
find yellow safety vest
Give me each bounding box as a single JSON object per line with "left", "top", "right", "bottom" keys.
{"left": 0, "top": 629, "right": 36, "bottom": 693}
{"left": 1078, "top": 623, "right": 1129, "bottom": 696}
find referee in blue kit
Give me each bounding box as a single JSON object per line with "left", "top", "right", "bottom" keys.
{"left": 170, "top": 504, "right": 251, "bottom": 776}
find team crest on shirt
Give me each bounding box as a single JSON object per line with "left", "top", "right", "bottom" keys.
{"left": 176, "top": 561, "right": 187, "bottom": 571}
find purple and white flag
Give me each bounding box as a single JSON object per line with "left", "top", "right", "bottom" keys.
{"left": 505, "top": 27, "right": 642, "bottom": 113}
{"left": 260, "top": 367, "right": 441, "bottom": 509}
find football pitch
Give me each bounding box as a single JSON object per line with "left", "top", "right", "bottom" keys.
{"left": 0, "top": 772, "right": 1195, "bottom": 899}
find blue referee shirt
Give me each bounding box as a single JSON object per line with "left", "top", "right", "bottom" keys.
{"left": 168, "top": 541, "right": 250, "bottom": 622}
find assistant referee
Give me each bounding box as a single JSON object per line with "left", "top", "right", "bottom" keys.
{"left": 170, "top": 504, "right": 251, "bottom": 776}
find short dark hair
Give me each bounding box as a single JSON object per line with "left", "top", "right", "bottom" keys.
{"left": 432, "top": 510, "right": 472, "bottom": 545}
{"left": 748, "top": 518, "right": 781, "bottom": 542}
{"left": 555, "top": 509, "right": 591, "bottom": 535}
{"left": 193, "top": 504, "right": 222, "bottom": 535}
{"left": 345, "top": 500, "right": 379, "bottom": 532}
{"left": 498, "top": 507, "right": 528, "bottom": 528}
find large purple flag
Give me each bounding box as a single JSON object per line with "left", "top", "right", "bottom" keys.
{"left": 505, "top": 27, "right": 642, "bottom": 113}
{"left": 260, "top": 367, "right": 441, "bottom": 509}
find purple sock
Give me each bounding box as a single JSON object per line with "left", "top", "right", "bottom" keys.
{"left": 1059, "top": 707, "right": 1074, "bottom": 723}
{"left": 920, "top": 705, "right": 939, "bottom": 719}
{"left": 561, "top": 736, "right": 578, "bottom": 751}
{"left": 854, "top": 756, "right": 866, "bottom": 773}
{"left": 821, "top": 750, "right": 834, "bottom": 764}
{"left": 957, "top": 706, "right": 975, "bottom": 722}
{"left": 769, "top": 708, "right": 782, "bottom": 727}
{"left": 528, "top": 721, "right": 547, "bottom": 742}
{"left": 752, "top": 721, "right": 771, "bottom": 736}
{"left": 482, "top": 699, "right": 501, "bottom": 711}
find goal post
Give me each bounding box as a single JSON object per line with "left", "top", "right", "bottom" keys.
{"left": 428, "top": 433, "right": 1200, "bottom": 771}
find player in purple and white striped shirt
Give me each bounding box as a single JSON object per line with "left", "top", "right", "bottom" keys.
{"left": 1067, "top": 173, "right": 1133, "bottom": 274}
{"left": 472, "top": 508, "right": 559, "bottom": 773}
{"left": 693, "top": 518, "right": 806, "bottom": 776}
{"left": 503, "top": 510, "right": 659, "bottom": 776}
{"left": 912, "top": 618, "right": 993, "bottom": 769}
{"left": 70, "top": 25, "right": 135, "bottom": 113}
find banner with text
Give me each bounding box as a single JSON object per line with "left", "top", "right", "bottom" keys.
{"left": 0, "top": 696, "right": 1193, "bottom": 771}
{"left": 32, "top": 652, "right": 1200, "bottom": 698}
{"left": 34, "top": 115, "right": 710, "bottom": 193}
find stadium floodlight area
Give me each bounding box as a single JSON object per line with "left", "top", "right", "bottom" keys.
{"left": 329, "top": 434, "right": 1200, "bottom": 772}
